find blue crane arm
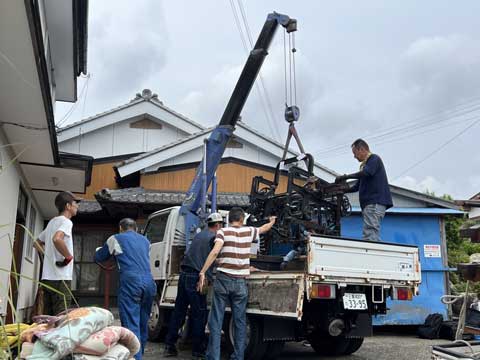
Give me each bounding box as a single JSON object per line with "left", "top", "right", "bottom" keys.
{"left": 180, "top": 12, "right": 297, "bottom": 244}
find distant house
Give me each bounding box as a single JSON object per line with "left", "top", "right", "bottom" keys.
{"left": 57, "top": 89, "right": 462, "bottom": 324}
{"left": 455, "top": 193, "right": 480, "bottom": 242}
{"left": 456, "top": 192, "right": 480, "bottom": 221}
{"left": 0, "top": 0, "right": 90, "bottom": 321}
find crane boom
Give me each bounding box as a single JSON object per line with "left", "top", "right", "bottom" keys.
{"left": 180, "top": 12, "right": 297, "bottom": 247}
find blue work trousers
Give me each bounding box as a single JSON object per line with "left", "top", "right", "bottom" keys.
{"left": 165, "top": 271, "right": 208, "bottom": 356}
{"left": 207, "top": 272, "right": 248, "bottom": 360}
{"left": 118, "top": 273, "right": 157, "bottom": 360}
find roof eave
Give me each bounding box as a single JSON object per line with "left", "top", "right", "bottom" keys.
{"left": 24, "top": 0, "right": 60, "bottom": 164}
{"left": 389, "top": 184, "right": 461, "bottom": 210}
{"left": 74, "top": 0, "right": 88, "bottom": 76}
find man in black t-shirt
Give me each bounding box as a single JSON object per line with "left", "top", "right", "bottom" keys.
{"left": 336, "top": 139, "right": 393, "bottom": 241}
{"left": 164, "top": 213, "right": 223, "bottom": 359}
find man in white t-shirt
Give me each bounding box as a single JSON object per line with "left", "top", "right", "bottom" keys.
{"left": 34, "top": 191, "right": 81, "bottom": 315}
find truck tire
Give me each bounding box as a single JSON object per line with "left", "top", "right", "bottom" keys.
{"left": 225, "top": 315, "right": 268, "bottom": 360}
{"left": 264, "top": 341, "right": 285, "bottom": 359}
{"left": 148, "top": 295, "right": 171, "bottom": 341}
{"left": 344, "top": 337, "right": 364, "bottom": 355}
{"left": 307, "top": 333, "right": 350, "bottom": 356}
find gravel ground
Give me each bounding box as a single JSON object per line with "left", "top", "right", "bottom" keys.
{"left": 142, "top": 329, "right": 450, "bottom": 360}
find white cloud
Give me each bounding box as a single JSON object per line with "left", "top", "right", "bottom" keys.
{"left": 56, "top": 0, "right": 169, "bottom": 125}
{"left": 56, "top": 1, "right": 480, "bottom": 200}
{"left": 392, "top": 175, "right": 470, "bottom": 199}
{"left": 399, "top": 35, "right": 480, "bottom": 112}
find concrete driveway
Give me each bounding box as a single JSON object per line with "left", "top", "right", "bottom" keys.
{"left": 142, "top": 330, "right": 449, "bottom": 360}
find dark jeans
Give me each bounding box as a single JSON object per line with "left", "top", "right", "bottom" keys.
{"left": 118, "top": 274, "right": 157, "bottom": 360}
{"left": 166, "top": 271, "right": 208, "bottom": 356}
{"left": 42, "top": 279, "right": 72, "bottom": 316}
{"left": 207, "top": 272, "right": 248, "bottom": 360}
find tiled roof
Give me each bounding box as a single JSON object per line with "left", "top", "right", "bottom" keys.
{"left": 57, "top": 89, "right": 205, "bottom": 133}
{"left": 95, "top": 187, "right": 250, "bottom": 207}
{"left": 78, "top": 199, "right": 103, "bottom": 213}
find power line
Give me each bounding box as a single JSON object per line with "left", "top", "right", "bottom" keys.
{"left": 392, "top": 116, "right": 480, "bottom": 180}
{"left": 81, "top": 73, "right": 91, "bottom": 120}
{"left": 314, "top": 98, "right": 480, "bottom": 157}
{"left": 314, "top": 95, "right": 480, "bottom": 155}
{"left": 0, "top": 122, "right": 47, "bottom": 131}
{"left": 233, "top": 0, "right": 282, "bottom": 142}
{"left": 56, "top": 74, "right": 90, "bottom": 128}
{"left": 319, "top": 112, "right": 480, "bottom": 160}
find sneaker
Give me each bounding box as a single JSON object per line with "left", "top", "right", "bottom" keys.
{"left": 164, "top": 345, "right": 178, "bottom": 357}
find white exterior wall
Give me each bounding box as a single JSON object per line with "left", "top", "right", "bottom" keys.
{"left": 143, "top": 138, "right": 330, "bottom": 178}
{"left": 143, "top": 140, "right": 270, "bottom": 172}
{"left": 0, "top": 132, "right": 21, "bottom": 315}
{"left": 0, "top": 131, "right": 44, "bottom": 318}
{"left": 59, "top": 119, "right": 189, "bottom": 159}
{"left": 469, "top": 207, "right": 480, "bottom": 220}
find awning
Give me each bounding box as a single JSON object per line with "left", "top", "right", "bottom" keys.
{"left": 21, "top": 152, "right": 93, "bottom": 218}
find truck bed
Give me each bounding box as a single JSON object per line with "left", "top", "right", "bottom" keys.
{"left": 160, "top": 235, "right": 421, "bottom": 320}
{"left": 308, "top": 235, "right": 421, "bottom": 286}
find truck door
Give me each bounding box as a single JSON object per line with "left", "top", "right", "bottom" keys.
{"left": 145, "top": 211, "right": 170, "bottom": 280}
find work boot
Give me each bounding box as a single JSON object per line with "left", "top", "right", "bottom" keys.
{"left": 164, "top": 344, "right": 178, "bottom": 357}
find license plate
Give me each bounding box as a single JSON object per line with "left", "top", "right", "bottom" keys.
{"left": 343, "top": 293, "right": 368, "bottom": 310}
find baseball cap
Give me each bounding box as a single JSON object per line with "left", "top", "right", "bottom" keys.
{"left": 207, "top": 212, "right": 223, "bottom": 224}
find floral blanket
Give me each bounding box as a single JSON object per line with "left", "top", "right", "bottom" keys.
{"left": 73, "top": 344, "right": 132, "bottom": 360}
{"left": 75, "top": 326, "right": 139, "bottom": 357}
{"left": 27, "top": 307, "right": 114, "bottom": 360}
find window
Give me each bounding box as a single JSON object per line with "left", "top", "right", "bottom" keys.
{"left": 17, "top": 186, "right": 28, "bottom": 222}
{"left": 144, "top": 214, "right": 169, "bottom": 243}
{"left": 129, "top": 118, "right": 162, "bottom": 129}
{"left": 226, "top": 138, "right": 243, "bottom": 148}
{"left": 24, "top": 205, "right": 36, "bottom": 260}
{"left": 72, "top": 229, "right": 115, "bottom": 293}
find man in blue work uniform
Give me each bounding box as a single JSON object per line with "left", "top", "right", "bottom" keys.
{"left": 335, "top": 139, "right": 393, "bottom": 241}
{"left": 95, "top": 218, "right": 156, "bottom": 360}
{"left": 164, "top": 213, "right": 224, "bottom": 359}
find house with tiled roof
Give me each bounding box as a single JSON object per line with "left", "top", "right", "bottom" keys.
{"left": 58, "top": 89, "right": 462, "bottom": 325}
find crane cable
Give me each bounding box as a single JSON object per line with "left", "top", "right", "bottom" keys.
{"left": 230, "top": 0, "right": 282, "bottom": 142}
{"left": 236, "top": 1, "right": 281, "bottom": 140}
{"left": 283, "top": 27, "right": 298, "bottom": 108}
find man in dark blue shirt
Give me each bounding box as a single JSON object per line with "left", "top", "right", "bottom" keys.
{"left": 335, "top": 139, "right": 393, "bottom": 241}
{"left": 164, "top": 213, "right": 224, "bottom": 359}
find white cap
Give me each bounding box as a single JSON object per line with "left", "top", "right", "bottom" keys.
{"left": 207, "top": 212, "right": 223, "bottom": 224}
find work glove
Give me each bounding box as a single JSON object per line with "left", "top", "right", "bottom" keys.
{"left": 56, "top": 255, "right": 73, "bottom": 267}
{"left": 335, "top": 175, "right": 347, "bottom": 183}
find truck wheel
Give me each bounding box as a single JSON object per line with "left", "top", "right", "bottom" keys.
{"left": 307, "top": 333, "right": 350, "bottom": 356}
{"left": 344, "top": 337, "right": 364, "bottom": 355}
{"left": 148, "top": 295, "right": 171, "bottom": 341}
{"left": 263, "top": 341, "right": 285, "bottom": 359}
{"left": 226, "top": 315, "right": 268, "bottom": 360}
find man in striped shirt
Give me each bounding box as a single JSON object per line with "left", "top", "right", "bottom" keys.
{"left": 197, "top": 207, "right": 276, "bottom": 360}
